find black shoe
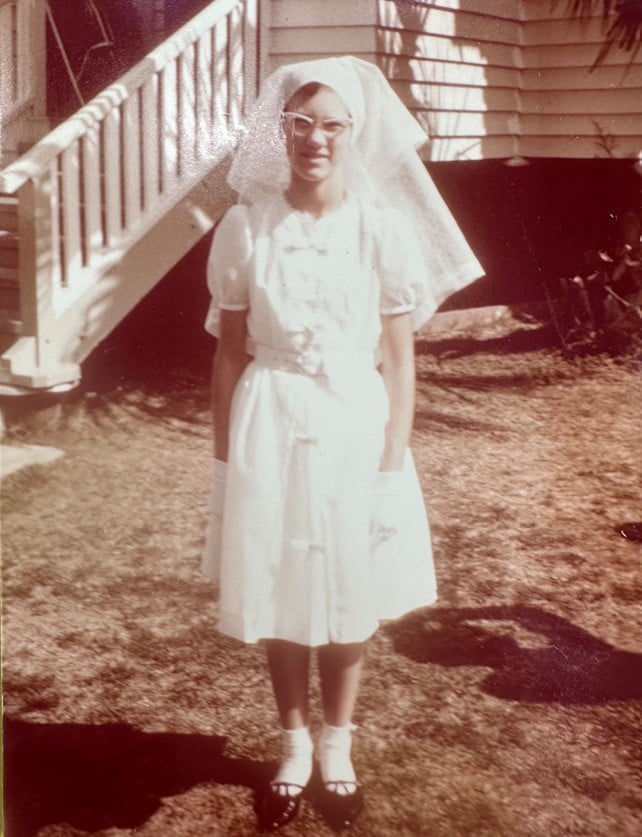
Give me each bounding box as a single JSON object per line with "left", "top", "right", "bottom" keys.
{"left": 256, "top": 782, "right": 304, "bottom": 831}
{"left": 317, "top": 782, "right": 364, "bottom": 830}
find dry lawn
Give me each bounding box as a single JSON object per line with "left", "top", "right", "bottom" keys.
{"left": 2, "top": 281, "right": 641, "bottom": 836}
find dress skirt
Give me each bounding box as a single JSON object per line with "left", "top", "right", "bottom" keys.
{"left": 202, "top": 352, "right": 437, "bottom": 647}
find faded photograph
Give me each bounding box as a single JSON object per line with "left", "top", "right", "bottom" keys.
{"left": 1, "top": 2, "right": 641, "bottom": 836}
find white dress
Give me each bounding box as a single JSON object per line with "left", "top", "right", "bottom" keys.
{"left": 203, "top": 192, "right": 437, "bottom": 646}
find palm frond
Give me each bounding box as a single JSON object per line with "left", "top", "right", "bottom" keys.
{"left": 567, "top": 0, "right": 616, "bottom": 20}
{"left": 560, "top": 0, "right": 642, "bottom": 68}
{"left": 591, "top": 0, "right": 642, "bottom": 69}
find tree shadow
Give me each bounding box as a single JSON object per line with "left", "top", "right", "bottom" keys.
{"left": 3, "top": 717, "right": 270, "bottom": 837}
{"left": 387, "top": 605, "right": 642, "bottom": 704}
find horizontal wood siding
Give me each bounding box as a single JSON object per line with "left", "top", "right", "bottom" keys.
{"left": 521, "top": 0, "right": 642, "bottom": 158}
{"left": 265, "top": 0, "right": 377, "bottom": 75}
{"left": 522, "top": 64, "right": 642, "bottom": 90}
{"left": 262, "top": 0, "right": 642, "bottom": 160}
{"left": 377, "top": 0, "right": 522, "bottom": 160}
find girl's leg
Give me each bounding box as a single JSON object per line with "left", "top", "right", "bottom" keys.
{"left": 263, "top": 640, "right": 314, "bottom": 802}
{"left": 317, "top": 642, "right": 365, "bottom": 727}
{"left": 265, "top": 639, "right": 311, "bottom": 729}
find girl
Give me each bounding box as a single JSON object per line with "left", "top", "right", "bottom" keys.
{"left": 202, "top": 56, "right": 481, "bottom": 830}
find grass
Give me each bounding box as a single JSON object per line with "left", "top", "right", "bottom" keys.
{"left": 2, "top": 268, "right": 642, "bottom": 835}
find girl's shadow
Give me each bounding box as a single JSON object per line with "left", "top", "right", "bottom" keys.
{"left": 387, "top": 605, "right": 642, "bottom": 704}
{"left": 3, "top": 718, "right": 270, "bottom": 837}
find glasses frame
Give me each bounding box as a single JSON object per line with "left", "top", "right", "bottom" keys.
{"left": 281, "top": 111, "right": 354, "bottom": 139}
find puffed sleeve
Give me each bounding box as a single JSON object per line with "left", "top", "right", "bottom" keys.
{"left": 378, "top": 208, "right": 433, "bottom": 320}
{"left": 204, "top": 204, "right": 252, "bottom": 337}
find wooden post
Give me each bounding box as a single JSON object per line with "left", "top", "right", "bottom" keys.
{"left": 17, "top": 170, "right": 58, "bottom": 363}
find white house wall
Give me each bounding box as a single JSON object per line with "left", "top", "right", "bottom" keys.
{"left": 266, "top": 0, "right": 378, "bottom": 71}
{"left": 265, "top": 0, "right": 642, "bottom": 161}
{"left": 377, "top": 0, "right": 522, "bottom": 161}
{"left": 520, "top": 0, "right": 642, "bottom": 159}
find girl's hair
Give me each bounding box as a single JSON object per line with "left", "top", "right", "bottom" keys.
{"left": 286, "top": 82, "right": 331, "bottom": 104}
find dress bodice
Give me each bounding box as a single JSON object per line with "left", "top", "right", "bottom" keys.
{"left": 205, "top": 193, "right": 426, "bottom": 360}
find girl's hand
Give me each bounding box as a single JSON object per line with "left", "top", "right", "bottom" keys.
{"left": 208, "top": 457, "right": 227, "bottom": 517}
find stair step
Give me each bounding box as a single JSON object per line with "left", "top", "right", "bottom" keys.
{"left": 0, "top": 231, "right": 19, "bottom": 269}
{"left": 0, "top": 283, "right": 19, "bottom": 310}
{"left": 0, "top": 205, "right": 21, "bottom": 320}
{"left": 0, "top": 308, "right": 22, "bottom": 334}
{"left": 0, "top": 267, "right": 19, "bottom": 286}
{"left": 0, "top": 196, "right": 18, "bottom": 234}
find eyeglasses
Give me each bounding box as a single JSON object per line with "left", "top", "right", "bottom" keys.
{"left": 282, "top": 112, "right": 353, "bottom": 139}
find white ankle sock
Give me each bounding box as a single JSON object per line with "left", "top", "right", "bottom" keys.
{"left": 271, "top": 726, "right": 313, "bottom": 795}
{"left": 318, "top": 722, "right": 357, "bottom": 794}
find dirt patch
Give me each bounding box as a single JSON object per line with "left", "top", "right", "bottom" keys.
{"left": 2, "top": 313, "right": 641, "bottom": 835}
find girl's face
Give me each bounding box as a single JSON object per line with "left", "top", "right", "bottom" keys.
{"left": 283, "top": 86, "right": 353, "bottom": 186}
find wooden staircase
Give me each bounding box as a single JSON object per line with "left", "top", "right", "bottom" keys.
{"left": 0, "top": 196, "right": 20, "bottom": 341}
{"left": 0, "top": 0, "right": 258, "bottom": 392}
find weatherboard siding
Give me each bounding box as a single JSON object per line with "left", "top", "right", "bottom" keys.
{"left": 263, "top": 0, "right": 642, "bottom": 161}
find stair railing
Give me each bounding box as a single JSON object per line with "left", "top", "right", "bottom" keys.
{"left": 0, "top": 0, "right": 258, "bottom": 386}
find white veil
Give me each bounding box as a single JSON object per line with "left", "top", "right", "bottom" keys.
{"left": 227, "top": 56, "right": 483, "bottom": 328}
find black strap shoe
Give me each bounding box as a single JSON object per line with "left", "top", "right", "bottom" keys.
{"left": 317, "top": 781, "right": 364, "bottom": 830}
{"left": 256, "top": 782, "right": 304, "bottom": 831}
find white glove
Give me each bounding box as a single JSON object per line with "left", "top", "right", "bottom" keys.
{"left": 208, "top": 457, "right": 227, "bottom": 518}
{"left": 370, "top": 470, "right": 405, "bottom": 548}
{"left": 201, "top": 458, "right": 227, "bottom": 581}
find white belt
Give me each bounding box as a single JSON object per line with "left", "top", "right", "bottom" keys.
{"left": 253, "top": 344, "right": 377, "bottom": 391}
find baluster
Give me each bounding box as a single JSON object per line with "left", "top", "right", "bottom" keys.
{"left": 122, "top": 90, "right": 142, "bottom": 229}
{"left": 82, "top": 124, "right": 103, "bottom": 264}
{"left": 48, "top": 159, "right": 63, "bottom": 292}
{"left": 61, "top": 141, "right": 82, "bottom": 288}
{"left": 243, "top": 0, "right": 259, "bottom": 108}
{"left": 141, "top": 74, "right": 161, "bottom": 211}
{"left": 160, "top": 59, "right": 179, "bottom": 194}
{"left": 213, "top": 18, "right": 229, "bottom": 132}
{"left": 196, "top": 28, "right": 214, "bottom": 159}
{"left": 228, "top": 4, "right": 244, "bottom": 130}
{"left": 103, "top": 107, "right": 122, "bottom": 245}
{"left": 178, "top": 41, "right": 197, "bottom": 175}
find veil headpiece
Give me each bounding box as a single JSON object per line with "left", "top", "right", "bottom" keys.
{"left": 227, "top": 56, "right": 483, "bottom": 327}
